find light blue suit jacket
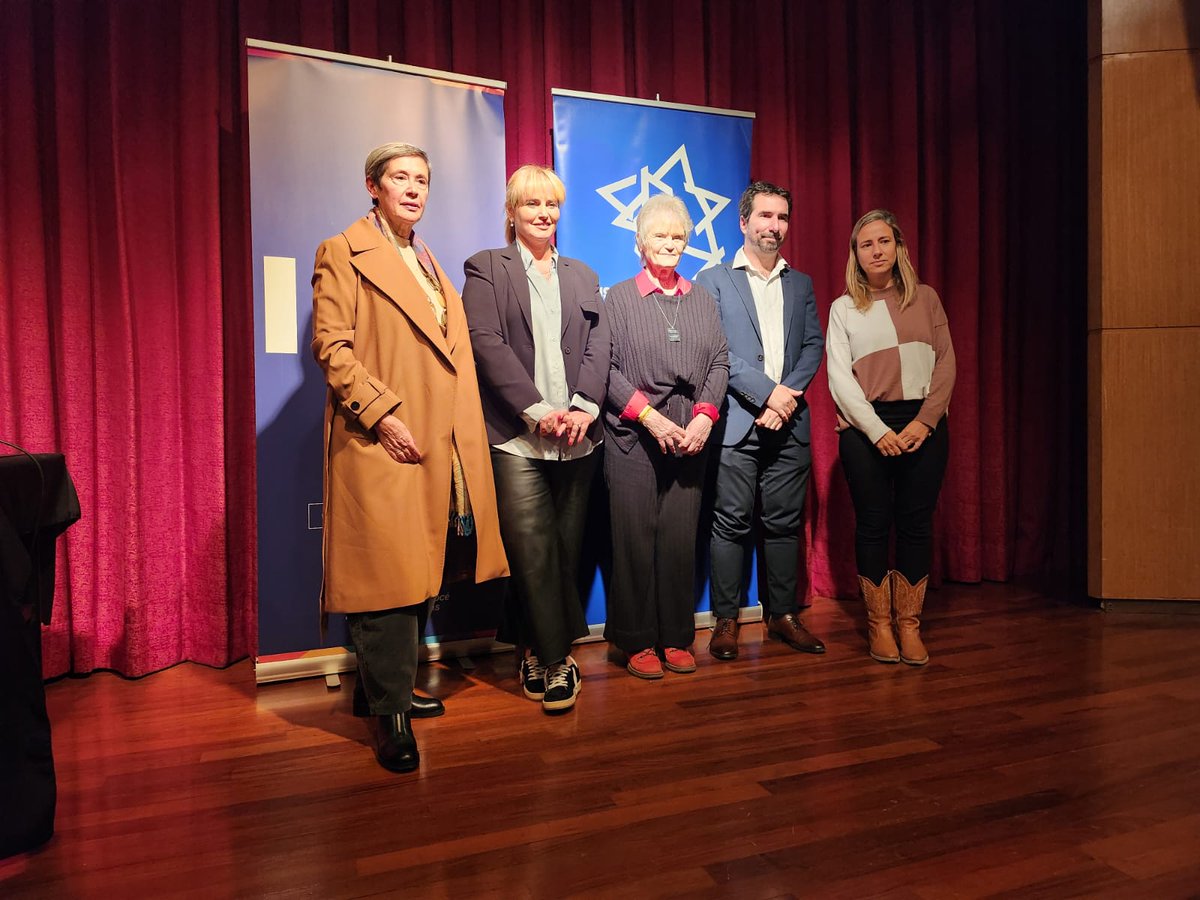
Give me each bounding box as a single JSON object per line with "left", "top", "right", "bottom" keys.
{"left": 695, "top": 262, "right": 824, "bottom": 446}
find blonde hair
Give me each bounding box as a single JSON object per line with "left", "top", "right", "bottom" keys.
{"left": 844, "top": 209, "right": 919, "bottom": 313}
{"left": 504, "top": 165, "right": 566, "bottom": 244}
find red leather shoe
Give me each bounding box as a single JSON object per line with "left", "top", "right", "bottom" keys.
{"left": 662, "top": 647, "right": 697, "bottom": 673}
{"left": 626, "top": 648, "right": 664, "bottom": 679}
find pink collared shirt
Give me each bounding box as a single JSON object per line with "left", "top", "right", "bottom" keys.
{"left": 635, "top": 268, "right": 693, "bottom": 297}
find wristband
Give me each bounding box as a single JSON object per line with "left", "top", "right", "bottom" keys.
{"left": 637, "top": 404, "right": 654, "bottom": 423}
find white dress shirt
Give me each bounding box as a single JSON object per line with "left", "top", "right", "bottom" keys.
{"left": 732, "top": 246, "right": 788, "bottom": 383}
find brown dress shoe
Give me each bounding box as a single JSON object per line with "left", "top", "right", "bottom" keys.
{"left": 709, "top": 617, "right": 740, "bottom": 660}
{"left": 766, "top": 613, "right": 826, "bottom": 654}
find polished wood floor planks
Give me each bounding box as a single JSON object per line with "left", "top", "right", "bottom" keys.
{"left": 4, "top": 583, "right": 1200, "bottom": 898}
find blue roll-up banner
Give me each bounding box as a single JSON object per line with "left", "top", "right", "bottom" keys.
{"left": 551, "top": 89, "right": 756, "bottom": 625}
{"left": 248, "top": 41, "right": 507, "bottom": 677}
{"left": 552, "top": 90, "right": 754, "bottom": 288}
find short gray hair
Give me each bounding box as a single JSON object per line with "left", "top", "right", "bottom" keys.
{"left": 634, "top": 193, "right": 693, "bottom": 253}
{"left": 364, "top": 142, "right": 431, "bottom": 200}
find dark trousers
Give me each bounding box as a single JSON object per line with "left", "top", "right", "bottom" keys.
{"left": 347, "top": 529, "right": 476, "bottom": 715}
{"left": 604, "top": 437, "right": 708, "bottom": 654}
{"left": 839, "top": 401, "right": 949, "bottom": 584}
{"left": 491, "top": 449, "right": 595, "bottom": 665}
{"left": 347, "top": 605, "right": 421, "bottom": 716}
{"left": 709, "top": 428, "right": 811, "bottom": 618}
{"left": 0, "top": 602, "right": 55, "bottom": 857}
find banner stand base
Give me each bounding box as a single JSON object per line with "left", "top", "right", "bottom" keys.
{"left": 254, "top": 606, "right": 764, "bottom": 686}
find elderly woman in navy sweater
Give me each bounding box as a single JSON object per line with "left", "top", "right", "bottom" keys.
{"left": 826, "top": 209, "right": 956, "bottom": 666}
{"left": 603, "top": 194, "right": 729, "bottom": 679}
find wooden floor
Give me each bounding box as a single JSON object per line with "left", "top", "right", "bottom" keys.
{"left": 4, "top": 583, "right": 1200, "bottom": 899}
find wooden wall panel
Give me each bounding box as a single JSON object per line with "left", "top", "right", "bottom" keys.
{"left": 1094, "top": 50, "right": 1200, "bottom": 331}
{"left": 1087, "top": 55, "right": 1104, "bottom": 330}
{"left": 1088, "top": 328, "right": 1200, "bottom": 600}
{"left": 1090, "top": 0, "right": 1200, "bottom": 602}
{"left": 1094, "top": 0, "right": 1197, "bottom": 56}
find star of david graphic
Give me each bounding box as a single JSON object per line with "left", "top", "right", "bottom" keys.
{"left": 595, "top": 144, "right": 731, "bottom": 271}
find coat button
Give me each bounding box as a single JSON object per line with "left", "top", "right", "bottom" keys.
{"left": 564, "top": 347, "right": 572, "bottom": 355}
{"left": 350, "top": 401, "right": 360, "bottom": 411}
{"left": 757, "top": 354, "right": 764, "bottom": 361}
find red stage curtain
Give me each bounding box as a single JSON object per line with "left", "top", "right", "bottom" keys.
{"left": 0, "top": 0, "right": 1085, "bottom": 677}
{"left": 2, "top": 0, "right": 257, "bottom": 677}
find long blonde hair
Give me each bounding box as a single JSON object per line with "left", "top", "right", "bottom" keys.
{"left": 844, "top": 209, "right": 919, "bottom": 313}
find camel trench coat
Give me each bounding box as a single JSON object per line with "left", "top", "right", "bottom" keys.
{"left": 311, "top": 216, "right": 509, "bottom": 614}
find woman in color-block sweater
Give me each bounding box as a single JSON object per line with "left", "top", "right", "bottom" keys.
{"left": 826, "top": 209, "right": 956, "bottom": 666}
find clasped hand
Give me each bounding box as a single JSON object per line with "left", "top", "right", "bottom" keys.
{"left": 537, "top": 409, "right": 594, "bottom": 447}
{"left": 678, "top": 414, "right": 713, "bottom": 456}
{"left": 874, "top": 420, "right": 932, "bottom": 456}
{"left": 755, "top": 384, "right": 803, "bottom": 431}
{"left": 641, "top": 408, "right": 687, "bottom": 455}
{"left": 642, "top": 409, "right": 710, "bottom": 456}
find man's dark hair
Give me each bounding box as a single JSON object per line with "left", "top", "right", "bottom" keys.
{"left": 738, "top": 181, "right": 792, "bottom": 221}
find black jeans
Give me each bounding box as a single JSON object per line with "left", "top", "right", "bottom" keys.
{"left": 347, "top": 605, "right": 421, "bottom": 716}
{"left": 490, "top": 449, "right": 595, "bottom": 665}
{"left": 347, "top": 528, "right": 476, "bottom": 716}
{"left": 839, "top": 401, "right": 949, "bottom": 584}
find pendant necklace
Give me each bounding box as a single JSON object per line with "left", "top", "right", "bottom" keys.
{"left": 653, "top": 293, "right": 683, "bottom": 342}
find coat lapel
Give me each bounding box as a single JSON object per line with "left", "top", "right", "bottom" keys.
{"left": 781, "top": 266, "right": 797, "bottom": 350}
{"left": 558, "top": 256, "right": 576, "bottom": 338}
{"left": 730, "top": 267, "right": 763, "bottom": 346}
{"left": 500, "top": 244, "right": 534, "bottom": 336}
{"left": 429, "top": 251, "right": 465, "bottom": 357}
{"left": 344, "top": 217, "right": 452, "bottom": 365}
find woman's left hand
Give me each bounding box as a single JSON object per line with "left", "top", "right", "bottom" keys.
{"left": 560, "top": 410, "right": 594, "bottom": 447}
{"left": 678, "top": 414, "right": 713, "bottom": 456}
{"left": 897, "top": 419, "right": 933, "bottom": 452}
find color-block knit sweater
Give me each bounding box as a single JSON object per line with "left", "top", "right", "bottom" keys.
{"left": 826, "top": 283, "right": 956, "bottom": 444}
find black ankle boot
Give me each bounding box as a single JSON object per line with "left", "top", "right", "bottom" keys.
{"left": 409, "top": 692, "right": 445, "bottom": 719}
{"left": 374, "top": 712, "right": 419, "bottom": 773}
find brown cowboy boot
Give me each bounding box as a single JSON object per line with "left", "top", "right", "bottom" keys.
{"left": 859, "top": 574, "right": 899, "bottom": 664}
{"left": 891, "top": 571, "right": 930, "bottom": 666}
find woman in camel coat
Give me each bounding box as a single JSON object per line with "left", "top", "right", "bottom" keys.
{"left": 312, "top": 142, "right": 508, "bottom": 773}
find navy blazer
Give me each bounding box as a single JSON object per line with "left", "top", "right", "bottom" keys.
{"left": 694, "top": 262, "right": 824, "bottom": 446}
{"left": 461, "top": 244, "right": 610, "bottom": 446}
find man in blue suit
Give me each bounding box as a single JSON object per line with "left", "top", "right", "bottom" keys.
{"left": 695, "top": 181, "right": 826, "bottom": 660}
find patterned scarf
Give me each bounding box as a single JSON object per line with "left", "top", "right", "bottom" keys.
{"left": 371, "top": 208, "right": 474, "bottom": 536}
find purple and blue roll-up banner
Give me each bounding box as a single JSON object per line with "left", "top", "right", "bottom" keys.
{"left": 247, "top": 40, "right": 507, "bottom": 680}
{"left": 551, "top": 89, "right": 757, "bottom": 624}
